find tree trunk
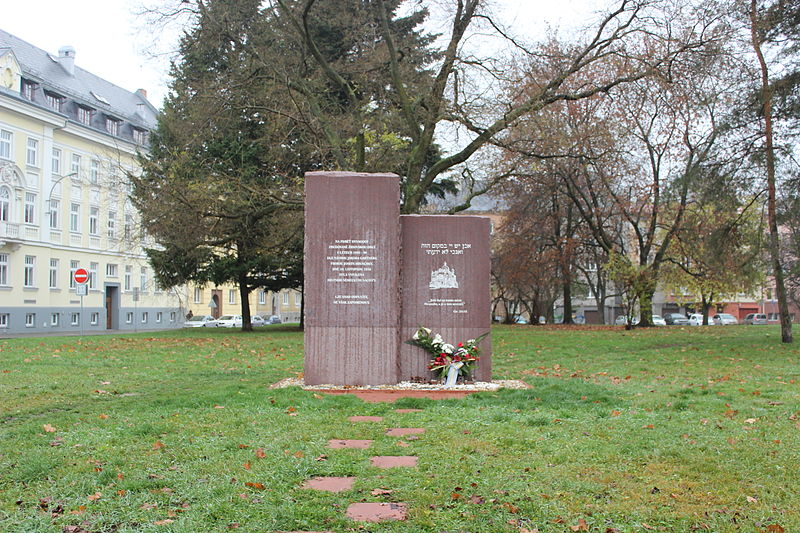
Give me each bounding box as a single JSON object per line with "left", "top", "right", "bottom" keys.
{"left": 299, "top": 284, "right": 305, "bottom": 331}
{"left": 239, "top": 274, "right": 252, "bottom": 332}
{"left": 750, "top": 0, "right": 793, "bottom": 343}
{"left": 638, "top": 289, "right": 655, "bottom": 327}
{"left": 701, "top": 294, "right": 712, "bottom": 326}
{"left": 562, "top": 281, "right": 574, "bottom": 324}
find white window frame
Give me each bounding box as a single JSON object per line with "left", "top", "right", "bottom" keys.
{"left": 259, "top": 290, "right": 266, "bottom": 305}
{"left": 229, "top": 289, "right": 236, "bottom": 304}
{"left": 24, "top": 192, "right": 35, "bottom": 224}
{"left": 26, "top": 138, "right": 38, "bottom": 167}
{"left": 0, "top": 313, "right": 9, "bottom": 328}
{"left": 71, "top": 153, "right": 81, "bottom": 177}
{"left": 52, "top": 147, "right": 62, "bottom": 175}
{"left": 0, "top": 186, "right": 10, "bottom": 222}
{"left": 77, "top": 106, "right": 92, "bottom": 125}
{"left": 23, "top": 255, "right": 35, "bottom": 287}
{"left": 106, "top": 263, "right": 118, "bottom": 278}
{"left": 69, "top": 260, "right": 79, "bottom": 289}
{"left": 107, "top": 211, "right": 116, "bottom": 238}
{"left": 193, "top": 287, "right": 202, "bottom": 303}
{"left": 51, "top": 313, "right": 59, "bottom": 326}
{"left": 0, "top": 129, "right": 11, "bottom": 160}
{"left": 283, "top": 291, "right": 289, "bottom": 305}
{"left": 90, "top": 312, "right": 99, "bottom": 325}
{"left": 124, "top": 265, "right": 131, "bottom": 291}
{"left": 89, "top": 262, "right": 98, "bottom": 289}
{"left": 71, "top": 313, "right": 80, "bottom": 326}
{"left": 90, "top": 159, "right": 99, "bottom": 184}
{"left": 49, "top": 199, "right": 59, "bottom": 229}
{"left": 295, "top": 292, "right": 301, "bottom": 306}
{"left": 140, "top": 267, "right": 147, "bottom": 291}
{"left": 25, "top": 313, "right": 36, "bottom": 327}
{"left": 142, "top": 311, "right": 148, "bottom": 324}
{"left": 156, "top": 312, "right": 163, "bottom": 323}
{"left": 89, "top": 206, "right": 99, "bottom": 235}
{"left": 69, "top": 203, "right": 80, "bottom": 232}
{"left": 49, "top": 258, "right": 58, "bottom": 288}
{"left": 126, "top": 312, "right": 133, "bottom": 324}
{"left": 0, "top": 253, "right": 8, "bottom": 286}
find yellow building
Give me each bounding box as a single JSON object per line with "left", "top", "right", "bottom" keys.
{"left": 186, "top": 285, "right": 302, "bottom": 323}
{"left": 0, "top": 29, "right": 185, "bottom": 334}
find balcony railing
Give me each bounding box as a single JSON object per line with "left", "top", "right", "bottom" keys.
{"left": 0, "top": 221, "right": 21, "bottom": 240}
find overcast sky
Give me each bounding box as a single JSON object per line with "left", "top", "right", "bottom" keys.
{"left": 3, "top": 0, "right": 604, "bottom": 109}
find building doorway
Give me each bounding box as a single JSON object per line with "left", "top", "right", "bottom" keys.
{"left": 211, "top": 290, "right": 222, "bottom": 318}
{"left": 105, "top": 285, "right": 119, "bottom": 329}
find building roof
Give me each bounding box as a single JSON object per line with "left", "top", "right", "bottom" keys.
{"left": 0, "top": 28, "right": 157, "bottom": 133}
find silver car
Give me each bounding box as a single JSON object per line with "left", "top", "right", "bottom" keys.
{"left": 713, "top": 313, "right": 738, "bottom": 325}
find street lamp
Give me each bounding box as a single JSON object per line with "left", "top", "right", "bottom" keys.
{"left": 44, "top": 172, "right": 77, "bottom": 226}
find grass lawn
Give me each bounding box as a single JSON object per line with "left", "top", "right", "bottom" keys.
{"left": 1, "top": 324, "right": 798, "bottom": 532}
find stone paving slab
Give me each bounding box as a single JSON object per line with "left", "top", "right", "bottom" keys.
{"left": 301, "top": 476, "right": 355, "bottom": 493}
{"left": 370, "top": 456, "right": 418, "bottom": 468}
{"left": 346, "top": 502, "right": 408, "bottom": 522}
{"left": 327, "top": 439, "right": 373, "bottom": 449}
{"left": 348, "top": 415, "right": 384, "bottom": 422}
{"left": 385, "top": 427, "right": 425, "bottom": 436}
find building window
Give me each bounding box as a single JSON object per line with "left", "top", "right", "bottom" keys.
{"left": 24, "top": 192, "right": 36, "bottom": 224}
{"left": 0, "top": 314, "right": 9, "bottom": 328}
{"left": 89, "top": 262, "right": 98, "bottom": 289}
{"left": 0, "top": 187, "right": 9, "bottom": 222}
{"left": 22, "top": 80, "right": 37, "bottom": 99}
{"left": 124, "top": 214, "right": 132, "bottom": 239}
{"left": 126, "top": 312, "right": 133, "bottom": 324}
{"left": 124, "top": 265, "right": 131, "bottom": 291}
{"left": 90, "top": 312, "right": 99, "bottom": 325}
{"left": 106, "top": 117, "right": 120, "bottom": 136}
{"left": 295, "top": 292, "right": 301, "bottom": 306}
{"left": 89, "top": 207, "right": 99, "bottom": 235}
{"left": 26, "top": 313, "right": 36, "bottom": 327}
{"left": 45, "top": 92, "right": 63, "bottom": 111}
{"left": 71, "top": 313, "right": 79, "bottom": 326}
{"left": 26, "top": 138, "right": 38, "bottom": 167}
{"left": 71, "top": 154, "right": 81, "bottom": 177}
{"left": 49, "top": 258, "right": 58, "bottom": 288}
{"left": 90, "top": 159, "right": 99, "bottom": 184}
{"left": 133, "top": 128, "right": 149, "bottom": 145}
{"left": 259, "top": 290, "right": 266, "bottom": 305}
{"left": 0, "top": 253, "right": 8, "bottom": 285}
{"left": 69, "top": 203, "right": 80, "bottom": 232}
{"left": 283, "top": 291, "right": 289, "bottom": 305}
{"left": 49, "top": 199, "right": 59, "bottom": 229}
{"left": 194, "top": 287, "right": 202, "bottom": 303}
{"left": 77, "top": 106, "right": 93, "bottom": 125}
{"left": 70, "top": 260, "right": 79, "bottom": 289}
{"left": 0, "top": 130, "right": 11, "bottom": 160}
{"left": 156, "top": 312, "right": 163, "bottom": 323}
{"left": 23, "top": 255, "right": 35, "bottom": 287}
{"left": 52, "top": 148, "right": 62, "bottom": 175}
{"left": 106, "top": 263, "right": 118, "bottom": 277}
{"left": 170, "top": 311, "right": 176, "bottom": 322}
{"left": 229, "top": 289, "right": 236, "bottom": 304}
{"left": 51, "top": 313, "right": 59, "bottom": 327}
{"left": 107, "top": 211, "right": 116, "bottom": 238}
{"left": 142, "top": 312, "right": 148, "bottom": 324}
{"left": 140, "top": 267, "right": 147, "bottom": 291}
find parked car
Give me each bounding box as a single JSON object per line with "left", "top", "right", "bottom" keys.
{"left": 261, "top": 315, "right": 282, "bottom": 324}
{"left": 664, "top": 313, "right": 690, "bottom": 326}
{"left": 713, "top": 313, "right": 738, "bottom": 325}
{"left": 687, "top": 313, "right": 712, "bottom": 326}
{"left": 183, "top": 315, "right": 215, "bottom": 328}
{"left": 615, "top": 315, "right": 638, "bottom": 326}
{"left": 651, "top": 314, "right": 667, "bottom": 326}
{"left": 250, "top": 315, "right": 265, "bottom": 327}
{"left": 744, "top": 313, "right": 768, "bottom": 325}
{"left": 208, "top": 315, "right": 242, "bottom": 328}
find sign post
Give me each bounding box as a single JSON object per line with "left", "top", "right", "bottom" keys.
{"left": 73, "top": 268, "right": 89, "bottom": 338}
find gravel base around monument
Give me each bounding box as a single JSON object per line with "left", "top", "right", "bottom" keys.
{"left": 269, "top": 377, "right": 529, "bottom": 391}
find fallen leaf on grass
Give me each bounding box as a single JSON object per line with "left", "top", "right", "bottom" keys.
{"left": 571, "top": 518, "right": 589, "bottom": 531}
{"left": 214, "top": 405, "right": 225, "bottom": 409}
{"left": 766, "top": 525, "right": 785, "bottom": 533}
{"left": 642, "top": 523, "right": 656, "bottom": 530}
{"left": 98, "top": 414, "right": 109, "bottom": 420}
{"left": 255, "top": 448, "right": 266, "bottom": 459}
{"left": 245, "top": 482, "right": 265, "bottom": 490}
{"left": 43, "top": 424, "right": 56, "bottom": 433}
{"left": 87, "top": 492, "right": 101, "bottom": 501}
{"left": 746, "top": 495, "right": 758, "bottom": 503}
{"left": 371, "top": 488, "right": 393, "bottom": 496}
{"left": 69, "top": 505, "right": 86, "bottom": 515}
{"left": 152, "top": 441, "right": 165, "bottom": 450}
{"left": 315, "top": 454, "right": 328, "bottom": 461}
{"left": 642, "top": 424, "right": 655, "bottom": 429}
{"left": 153, "top": 519, "right": 174, "bottom": 525}
{"left": 745, "top": 418, "right": 757, "bottom": 424}
{"left": 243, "top": 462, "right": 251, "bottom": 470}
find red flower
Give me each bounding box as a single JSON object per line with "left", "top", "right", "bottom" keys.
{"left": 458, "top": 342, "right": 463, "bottom": 347}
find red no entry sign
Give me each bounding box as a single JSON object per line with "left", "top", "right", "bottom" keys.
{"left": 73, "top": 268, "right": 89, "bottom": 285}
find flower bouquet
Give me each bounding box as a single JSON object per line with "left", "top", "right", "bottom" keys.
{"left": 406, "top": 327, "right": 489, "bottom": 385}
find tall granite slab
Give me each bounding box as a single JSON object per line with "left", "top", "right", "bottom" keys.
{"left": 399, "top": 215, "right": 492, "bottom": 381}
{"left": 304, "top": 172, "right": 401, "bottom": 385}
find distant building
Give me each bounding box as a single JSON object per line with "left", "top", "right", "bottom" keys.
{"left": 0, "top": 29, "right": 186, "bottom": 334}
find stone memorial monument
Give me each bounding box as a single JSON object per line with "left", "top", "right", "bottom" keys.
{"left": 304, "top": 171, "right": 491, "bottom": 386}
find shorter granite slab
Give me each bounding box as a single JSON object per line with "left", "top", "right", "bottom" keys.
{"left": 301, "top": 476, "right": 355, "bottom": 493}
{"left": 346, "top": 502, "right": 408, "bottom": 522}
{"left": 370, "top": 456, "right": 418, "bottom": 468}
